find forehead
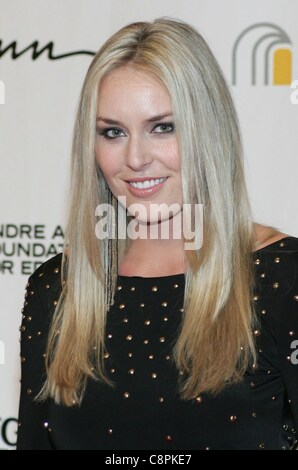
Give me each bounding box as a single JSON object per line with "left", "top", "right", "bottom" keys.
{"left": 98, "top": 66, "right": 171, "bottom": 108}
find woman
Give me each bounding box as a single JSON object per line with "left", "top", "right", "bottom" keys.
{"left": 17, "top": 18, "right": 298, "bottom": 450}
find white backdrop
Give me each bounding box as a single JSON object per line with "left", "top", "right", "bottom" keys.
{"left": 0, "top": 0, "right": 297, "bottom": 449}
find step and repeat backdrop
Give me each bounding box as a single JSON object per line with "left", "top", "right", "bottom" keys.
{"left": 0, "top": 0, "right": 297, "bottom": 449}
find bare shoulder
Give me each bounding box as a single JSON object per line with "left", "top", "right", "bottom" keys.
{"left": 253, "top": 223, "right": 289, "bottom": 252}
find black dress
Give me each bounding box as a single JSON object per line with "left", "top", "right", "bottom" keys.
{"left": 17, "top": 237, "right": 298, "bottom": 450}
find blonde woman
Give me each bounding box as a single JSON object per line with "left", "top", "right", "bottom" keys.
{"left": 17, "top": 18, "right": 298, "bottom": 450}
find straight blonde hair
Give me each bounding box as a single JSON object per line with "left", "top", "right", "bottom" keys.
{"left": 41, "top": 18, "right": 259, "bottom": 405}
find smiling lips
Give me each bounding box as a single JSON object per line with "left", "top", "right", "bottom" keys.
{"left": 125, "top": 177, "right": 168, "bottom": 196}
{"left": 129, "top": 177, "right": 167, "bottom": 189}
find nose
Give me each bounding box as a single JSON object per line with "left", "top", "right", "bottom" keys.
{"left": 125, "top": 134, "right": 153, "bottom": 171}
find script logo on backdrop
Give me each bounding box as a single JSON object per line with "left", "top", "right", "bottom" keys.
{"left": 0, "top": 40, "right": 95, "bottom": 61}
{"left": 232, "top": 23, "right": 292, "bottom": 86}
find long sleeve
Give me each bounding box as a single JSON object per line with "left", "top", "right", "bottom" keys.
{"left": 15, "top": 242, "right": 298, "bottom": 450}
{"left": 16, "top": 255, "right": 62, "bottom": 450}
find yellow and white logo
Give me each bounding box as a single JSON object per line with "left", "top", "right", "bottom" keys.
{"left": 232, "top": 23, "right": 292, "bottom": 86}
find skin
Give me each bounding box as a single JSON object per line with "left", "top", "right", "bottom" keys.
{"left": 253, "top": 223, "right": 288, "bottom": 252}
{"left": 95, "top": 66, "right": 288, "bottom": 277}
{"left": 95, "top": 66, "right": 186, "bottom": 276}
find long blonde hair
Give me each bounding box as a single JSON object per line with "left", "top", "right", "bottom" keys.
{"left": 41, "top": 18, "right": 258, "bottom": 405}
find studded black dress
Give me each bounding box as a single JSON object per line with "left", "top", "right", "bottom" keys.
{"left": 17, "top": 237, "right": 298, "bottom": 450}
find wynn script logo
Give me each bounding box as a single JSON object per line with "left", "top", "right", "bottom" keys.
{"left": 0, "top": 40, "right": 95, "bottom": 60}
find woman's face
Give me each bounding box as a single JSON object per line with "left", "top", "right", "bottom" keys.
{"left": 95, "top": 66, "right": 182, "bottom": 225}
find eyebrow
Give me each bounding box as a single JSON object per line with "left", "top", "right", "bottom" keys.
{"left": 96, "top": 113, "right": 173, "bottom": 125}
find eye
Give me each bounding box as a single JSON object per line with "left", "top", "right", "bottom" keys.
{"left": 152, "top": 123, "right": 174, "bottom": 134}
{"left": 98, "top": 127, "right": 125, "bottom": 139}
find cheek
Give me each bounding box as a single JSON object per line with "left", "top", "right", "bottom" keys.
{"left": 95, "top": 147, "right": 117, "bottom": 180}
{"left": 161, "top": 141, "right": 180, "bottom": 171}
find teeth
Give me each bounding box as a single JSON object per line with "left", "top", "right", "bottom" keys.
{"left": 129, "top": 177, "right": 167, "bottom": 189}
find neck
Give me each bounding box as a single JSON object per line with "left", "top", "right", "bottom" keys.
{"left": 119, "top": 217, "right": 187, "bottom": 277}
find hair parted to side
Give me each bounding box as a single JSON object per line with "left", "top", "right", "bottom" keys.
{"left": 39, "top": 17, "right": 259, "bottom": 406}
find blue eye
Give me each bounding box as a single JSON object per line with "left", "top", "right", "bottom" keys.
{"left": 98, "top": 128, "right": 125, "bottom": 139}
{"left": 153, "top": 123, "right": 174, "bottom": 134}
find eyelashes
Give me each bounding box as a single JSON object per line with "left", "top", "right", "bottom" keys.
{"left": 97, "top": 122, "right": 175, "bottom": 140}
{"left": 98, "top": 128, "right": 125, "bottom": 139}
{"left": 152, "top": 123, "right": 175, "bottom": 134}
